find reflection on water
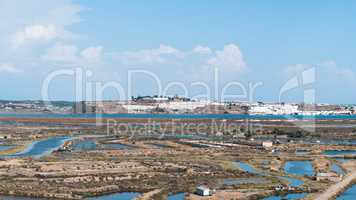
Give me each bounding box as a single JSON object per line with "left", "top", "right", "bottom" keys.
{"left": 336, "top": 184, "right": 356, "bottom": 200}
{"left": 5, "top": 136, "right": 71, "bottom": 158}
{"left": 86, "top": 192, "right": 140, "bottom": 200}
{"left": 284, "top": 161, "right": 314, "bottom": 177}
{"left": 167, "top": 193, "right": 185, "bottom": 200}
{"left": 263, "top": 193, "right": 307, "bottom": 200}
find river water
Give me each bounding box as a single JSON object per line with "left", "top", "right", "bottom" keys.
{"left": 3, "top": 136, "right": 71, "bottom": 158}
{"left": 284, "top": 161, "right": 315, "bottom": 177}
{"left": 234, "top": 161, "right": 258, "bottom": 174}
{"left": 72, "top": 139, "right": 97, "bottom": 151}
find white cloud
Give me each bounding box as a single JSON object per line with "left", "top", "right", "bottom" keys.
{"left": 112, "top": 43, "right": 247, "bottom": 78}
{"left": 42, "top": 43, "right": 104, "bottom": 65}
{"left": 193, "top": 45, "right": 212, "bottom": 54}
{"left": 3, "top": 0, "right": 86, "bottom": 49}
{"left": 42, "top": 42, "right": 78, "bottom": 62}
{"left": 0, "top": 63, "right": 22, "bottom": 73}
{"left": 284, "top": 61, "right": 356, "bottom": 88}
{"left": 319, "top": 61, "right": 356, "bottom": 84}
{"left": 107, "top": 43, "right": 248, "bottom": 85}
{"left": 47, "top": 3, "right": 86, "bottom": 27}
{"left": 10, "top": 24, "right": 59, "bottom": 48}
{"left": 207, "top": 44, "right": 247, "bottom": 72}
{"left": 80, "top": 46, "right": 103, "bottom": 63}
{"left": 153, "top": 44, "right": 180, "bottom": 55}
{"left": 118, "top": 44, "right": 182, "bottom": 64}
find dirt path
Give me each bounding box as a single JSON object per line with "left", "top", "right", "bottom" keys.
{"left": 135, "top": 189, "right": 162, "bottom": 200}
{"left": 314, "top": 171, "right": 356, "bottom": 200}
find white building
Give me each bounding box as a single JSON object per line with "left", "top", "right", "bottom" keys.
{"left": 316, "top": 172, "right": 342, "bottom": 182}
{"left": 195, "top": 186, "right": 212, "bottom": 196}
{"left": 152, "top": 97, "right": 169, "bottom": 102}
{"left": 122, "top": 104, "right": 156, "bottom": 113}
{"left": 249, "top": 104, "right": 299, "bottom": 115}
{"left": 262, "top": 141, "right": 273, "bottom": 148}
{"left": 158, "top": 101, "right": 215, "bottom": 111}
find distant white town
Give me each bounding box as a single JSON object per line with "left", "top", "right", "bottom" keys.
{"left": 0, "top": 96, "right": 354, "bottom": 115}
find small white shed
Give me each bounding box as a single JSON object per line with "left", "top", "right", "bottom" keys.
{"left": 195, "top": 186, "right": 211, "bottom": 196}
{"left": 262, "top": 141, "right": 273, "bottom": 148}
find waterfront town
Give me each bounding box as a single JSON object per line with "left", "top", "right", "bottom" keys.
{"left": 0, "top": 97, "right": 355, "bottom": 116}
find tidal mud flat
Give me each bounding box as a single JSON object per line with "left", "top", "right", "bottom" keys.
{"left": 0, "top": 116, "right": 355, "bottom": 199}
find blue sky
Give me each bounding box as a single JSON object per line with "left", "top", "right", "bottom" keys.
{"left": 0, "top": 0, "right": 356, "bottom": 103}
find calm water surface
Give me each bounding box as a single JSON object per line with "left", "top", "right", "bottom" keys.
{"left": 263, "top": 193, "right": 307, "bottom": 200}
{"left": 284, "top": 161, "right": 314, "bottom": 177}
{"left": 4, "top": 136, "right": 71, "bottom": 158}
{"left": 234, "top": 161, "right": 258, "bottom": 174}
{"left": 86, "top": 192, "right": 140, "bottom": 200}
{"left": 167, "top": 193, "right": 185, "bottom": 200}
{"left": 0, "top": 145, "right": 14, "bottom": 151}
{"left": 72, "top": 139, "right": 97, "bottom": 151}
{"left": 336, "top": 184, "right": 356, "bottom": 200}
{"left": 317, "top": 140, "right": 356, "bottom": 146}
{"left": 323, "top": 150, "right": 356, "bottom": 156}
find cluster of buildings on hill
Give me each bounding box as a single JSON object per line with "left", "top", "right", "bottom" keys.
{"left": 248, "top": 102, "right": 354, "bottom": 115}
{"left": 73, "top": 96, "right": 224, "bottom": 114}
{"left": 0, "top": 97, "right": 353, "bottom": 115}
{"left": 73, "top": 96, "right": 355, "bottom": 115}
{"left": 0, "top": 101, "right": 73, "bottom": 114}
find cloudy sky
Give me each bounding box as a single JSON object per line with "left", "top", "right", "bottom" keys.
{"left": 1, "top": 0, "right": 356, "bottom": 103}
